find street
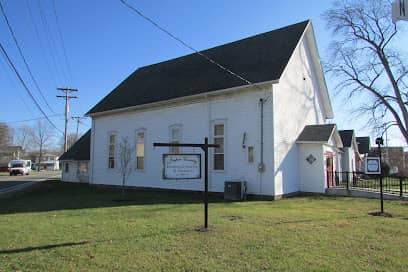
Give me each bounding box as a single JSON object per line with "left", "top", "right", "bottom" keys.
{"left": 0, "top": 171, "right": 61, "bottom": 191}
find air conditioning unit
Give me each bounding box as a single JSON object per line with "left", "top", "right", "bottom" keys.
{"left": 224, "top": 181, "right": 247, "bottom": 201}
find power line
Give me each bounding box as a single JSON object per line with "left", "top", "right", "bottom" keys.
{"left": 0, "top": 40, "right": 64, "bottom": 135}
{"left": 3, "top": 114, "right": 64, "bottom": 124}
{"left": 24, "top": 0, "right": 59, "bottom": 86}
{"left": 0, "top": 53, "right": 35, "bottom": 116}
{"left": 36, "top": 0, "right": 68, "bottom": 84}
{"left": 51, "top": 0, "right": 73, "bottom": 83}
{"left": 119, "top": 0, "right": 263, "bottom": 91}
{"left": 0, "top": 0, "right": 56, "bottom": 114}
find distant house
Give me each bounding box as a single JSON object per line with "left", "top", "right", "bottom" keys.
{"left": 370, "top": 146, "right": 408, "bottom": 176}
{"left": 31, "top": 153, "right": 60, "bottom": 171}
{"left": 59, "top": 130, "right": 91, "bottom": 183}
{"left": 0, "top": 145, "right": 23, "bottom": 165}
{"left": 339, "top": 130, "right": 360, "bottom": 173}
{"left": 356, "top": 136, "right": 370, "bottom": 171}
{"left": 62, "top": 20, "right": 343, "bottom": 197}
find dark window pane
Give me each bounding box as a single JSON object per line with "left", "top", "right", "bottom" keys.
{"left": 109, "top": 158, "right": 115, "bottom": 169}
{"left": 214, "top": 137, "right": 224, "bottom": 153}
{"left": 214, "top": 154, "right": 224, "bottom": 170}
{"left": 137, "top": 157, "right": 144, "bottom": 170}
{"left": 214, "top": 124, "right": 224, "bottom": 136}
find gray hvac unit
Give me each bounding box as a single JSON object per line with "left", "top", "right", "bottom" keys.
{"left": 224, "top": 181, "right": 247, "bottom": 201}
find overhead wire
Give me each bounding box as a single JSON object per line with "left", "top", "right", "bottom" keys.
{"left": 0, "top": 0, "right": 56, "bottom": 114}
{"left": 25, "top": 0, "right": 59, "bottom": 86}
{"left": 51, "top": 0, "right": 73, "bottom": 83}
{"left": 0, "top": 41, "right": 64, "bottom": 134}
{"left": 4, "top": 114, "right": 63, "bottom": 124}
{"left": 0, "top": 53, "right": 35, "bottom": 116}
{"left": 119, "top": 0, "right": 268, "bottom": 97}
{"left": 36, "top": 0, "right": 67, "bottom": 84}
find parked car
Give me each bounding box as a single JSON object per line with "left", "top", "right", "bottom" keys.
{"left": 9, "top": 160, "right": 32, "bottom": 176}
{"left": 0, "top": 164, "right": 10, "bottom": 172}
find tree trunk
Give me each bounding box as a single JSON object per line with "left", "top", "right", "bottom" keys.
{"left": 38, "top": 144, "right": 42, "bottom": 172}
{"left": 122, "top": 174, "right": 125, "bottom": 199}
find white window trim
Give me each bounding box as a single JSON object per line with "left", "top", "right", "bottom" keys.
{"left": 135, "top": 128, "right": 146, "bottom": 172}
{"left": 107, "top": 131, "right": 117, "bottom": 170}
{"left": 211, "top": 119, "right": 227, "bottom": 172}
{"left": 168, "top": 124, "right": 183, "bottom": 154}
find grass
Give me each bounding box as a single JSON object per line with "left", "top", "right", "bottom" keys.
{"left": 1, "top": 181, "right": 408, "bottom": 271}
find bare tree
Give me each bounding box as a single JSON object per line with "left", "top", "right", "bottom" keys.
{"left": 59, "top": 132, "right": 79, "bottom": 154}
{"left": 323, "top": 0, "right": 408, "bottom": 143}
{"left": 14, "top": 125, "right": 33, "bottom": 151}
{"left": 118, "top": 137, "right": 134, "bottom": 198}
{"left": 30, "top": 120, "right": 54, "bottom": 171}
{"left": 0, "top": 122, "right": 12, "bottom": 149}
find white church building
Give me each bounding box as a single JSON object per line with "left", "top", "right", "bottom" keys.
{"left": 61, "top": 20, "right": 345, "bottom": 198}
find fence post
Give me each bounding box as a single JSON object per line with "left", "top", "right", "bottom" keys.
{"left": 346, "top": 172, "right": 349, "bottom": 190}
{"left": 326, "top": 171, "right": 330, "bottom": 188}
{"left": 400, "top": 177, "right": 403, "bottom": 197}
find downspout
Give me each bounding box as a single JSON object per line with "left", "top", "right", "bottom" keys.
{"left": 259, "top": 98, "right": 265, "bottom": 173}
{"left": 258, "top": 98, "right": 265, "bottom": 195}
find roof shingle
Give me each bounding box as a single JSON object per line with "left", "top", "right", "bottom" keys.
{"left": 59, "top": 130, "right": 91, "bottom": 161}
{"left": 339, "top": 130, "right": 354, "bottom": 147}
{"left": 87, "top": 20, "right": 309, "bottom": 115}
{"left": 296, "top": 124, "right": 336, "bottom": 142}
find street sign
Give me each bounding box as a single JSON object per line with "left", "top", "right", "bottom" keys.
{"left": 365, "top": 157, "right": 381, "bottom": 174}
{"left": 163, "top": 154, "right": 201, "bottom": 179}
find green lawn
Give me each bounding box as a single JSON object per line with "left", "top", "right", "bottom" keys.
{"left": 1, "top": 181, "right": 408, "bottom": 271}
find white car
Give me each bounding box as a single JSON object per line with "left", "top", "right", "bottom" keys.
{"left": 9, "top": 160, "right": 32, "bottom": 176}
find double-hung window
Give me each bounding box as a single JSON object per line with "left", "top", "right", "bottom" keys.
{"left": 136, "top": 131, "right": 145, "bottom": 170}
{"left": 213, "top": 124, "right": 224, "bottom": 170}
{"left": 169, "top": 125, "right": 181, "bottom": 154}
{"left": 108, "top": 134, "right": 115, "bottom": 169}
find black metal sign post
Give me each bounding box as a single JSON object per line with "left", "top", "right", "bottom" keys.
{"left": 154, "top": 137, "right": 218, "bottom": 230}
{"left": 376, "top": 137, "right": 384, "bottom": 213}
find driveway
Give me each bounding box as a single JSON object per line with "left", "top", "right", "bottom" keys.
{"left": 0, "top": 171, "right": 61, "bottom": 192}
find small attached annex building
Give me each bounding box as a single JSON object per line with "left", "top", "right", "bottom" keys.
{"left": 61, "top": 20, "right": 342, "bottom": 197}
{"left": 59, "top": 130, "right": 91, "bottom": 183}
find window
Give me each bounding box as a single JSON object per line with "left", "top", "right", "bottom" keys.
{"left": 248, "top": 146, "right": 254, "bottom": 163}
{"left": 136, "top": 131, "right": 145, "bottom": 170}
{"left": 108, "top": 134, "right": 115, "bottom": 169}
{"left": 65, "top": 162, "right": 69, "bottom": 173}
{"left": 78, "top": 162, "right": 88, "bottom": 174}
{"left": 169, "top": 125, "right": 181, "bottom": 154}
{"left": 213, "top": 124, "right": 224, "bottom": 170}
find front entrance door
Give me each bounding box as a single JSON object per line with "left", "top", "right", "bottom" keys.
{"left": 326, "top": 152, "right": 334, "bottom": 187}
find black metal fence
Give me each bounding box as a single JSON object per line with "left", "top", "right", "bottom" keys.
{"left": 327, "top": 171, "right": 408, "bottom": 197}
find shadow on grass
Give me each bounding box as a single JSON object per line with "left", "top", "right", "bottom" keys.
{"left": 0, "top": 241, "right": 89, "bottom": 254}
{"left": 0, "top": 181, "right": 226, "bottom": 215}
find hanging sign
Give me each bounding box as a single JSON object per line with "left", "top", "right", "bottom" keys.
{"left": 365, "top": 157, "right": 381, "bottom": 175}
{"left": 163, "top": 154, "right": 201, "bottom": 179}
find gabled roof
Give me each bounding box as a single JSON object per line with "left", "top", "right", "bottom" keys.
{"left": 356, "top": 137, "right": 370, "bottom": 154}
{"left": 87, "top": 20, "right": 310, "bottom": 115}
{"left": 296, "top": 124, "right": 336, "bottom": 143}
{"left": 59, "top": 130, "right": 91, "bottom": 161}
{"left": 339, "top": 130, "right": 354, "bottom": 147}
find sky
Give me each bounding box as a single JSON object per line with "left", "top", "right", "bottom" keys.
{"left": 0, "top": 0, "right": 406, "bottom": 148}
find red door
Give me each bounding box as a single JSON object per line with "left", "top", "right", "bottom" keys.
{"left": 326, "top": 152, "right": 334, "bottom": 187}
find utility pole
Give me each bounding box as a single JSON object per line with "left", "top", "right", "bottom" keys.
{"left": 71, "top": 116, "right": 86, "bottom": 141}
{"left": 57, "top": 87, "right": 78, "bottom": 152}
